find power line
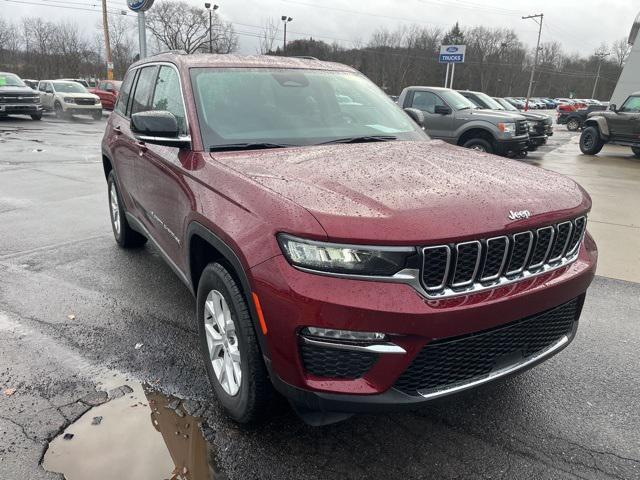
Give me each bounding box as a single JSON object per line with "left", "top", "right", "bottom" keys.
{"left": 1, "top": 0, "right": 125, "bottom": 15}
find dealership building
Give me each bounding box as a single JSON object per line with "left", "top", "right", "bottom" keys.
{"left": 611, "top": 11, "right": 640, "bottom": 105}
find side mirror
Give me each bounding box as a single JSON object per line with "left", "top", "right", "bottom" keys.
{"left": 45, "top": 88, "right": 53, "bottom": 94}
{"left": 609, "top": 104, "right": 617, "bottom": 112}
{"left": 434, "top": 105, "right": 452, "bottom": 115}
{"left": 404, "top": 107, "right": 425, "bottom": 127}
{"left": 131, "top": 111, "right": 190, "bottom": 148}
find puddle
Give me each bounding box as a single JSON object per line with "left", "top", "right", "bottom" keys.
{"left": 43, "top": 382, "right": 222, "bottom": 479}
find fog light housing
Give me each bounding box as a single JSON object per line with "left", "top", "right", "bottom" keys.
{"left": 302, "top": 327, "right": 386, "bottom": 342}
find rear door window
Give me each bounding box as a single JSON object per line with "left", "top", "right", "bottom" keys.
{"left": 130, "top": 66, "right": 159, "bottom": 115}
{"left": 115, "top": 70, "right": 136, "bottom": 117}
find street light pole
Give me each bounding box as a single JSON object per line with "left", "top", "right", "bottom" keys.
{"left": 522, "top": 13, "right": 544, "bottom": 111}
{"left": 205, "top": 3, "right": 219, "bottom": 53}
{"left": 592, "top": 50, "right": 611, "bottom": 99}
{"left": 281, "top": 16, "right": 292, "bottom": 54}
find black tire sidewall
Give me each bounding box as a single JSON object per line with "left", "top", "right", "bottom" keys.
{"left": 197, "top": 263, "right": 256, "bottom": 421}
{"left": 463, "top": 138, "right": 493, "bottom": 154}
{"left": 580, "top": 127, "right": 603, "bottom": 155}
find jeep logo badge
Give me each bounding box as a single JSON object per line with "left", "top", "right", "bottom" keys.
{"left": 508, "top": 210, "right": 531, "bottom": 220}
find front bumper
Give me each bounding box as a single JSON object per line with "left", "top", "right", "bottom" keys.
{"left": 64, "top": 105, "right": 102, "bottom": 115}
{"left": 250, "top": 233, "right": 597, "bottom": 412}
{"left": 495, "top": 136, "right": 529, "bottom": 155}
{"left": 0, "top": 104, "right": 42, "bottom": 114}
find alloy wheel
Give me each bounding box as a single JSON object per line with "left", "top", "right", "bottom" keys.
{"left": 204, "top": 290, "right": 242, "bottom": 396}
{"left": 109, "top": 182, "right": 121, "bottom": 237}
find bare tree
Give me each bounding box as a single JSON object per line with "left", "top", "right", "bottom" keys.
{"left": 146, "top": 0, "right": 238, "bottom": 54}
{"left": 611, "top": 37, "right": 631, "bottom": 68}
{"left": 258, "top": 17, "right": 280, "bottom": 54}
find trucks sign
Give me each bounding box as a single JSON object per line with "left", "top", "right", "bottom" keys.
{"left": 439, "top": 45, "right": 466, "bottom": 63}
{"left": 127, "top": 0, "right": 154, "bottom": 12}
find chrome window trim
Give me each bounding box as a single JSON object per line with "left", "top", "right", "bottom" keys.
{"left": 415, "top": 334, "right": 571, "bottom": 399}
{"left": 480, "top": 236, "right": 509, "bottom": 282}
{"left": 300, "top": 336, "right": 406, "bottom": 354}
{"left": 421, "top": 245, "right": 451, "bottom": 291}
{"left": 548, "top": 221, "right": 573, "bottom": 264}
{"left": 529, "top": 226, "right": 555, "bottom": 270}
{"left": 505, "top": 231, "right": 534, "bottom": 276}
{"left": 451, "top": 240, "right": 482, "bottom": 288}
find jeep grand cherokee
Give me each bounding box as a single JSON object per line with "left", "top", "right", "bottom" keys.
{"left": 101, "top": 53, "right": 597, "bottom": 425}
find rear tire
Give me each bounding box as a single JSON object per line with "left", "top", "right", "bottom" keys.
{"left": 566, "top": 118, "right": 580, "bottom": 131}
{"left": 107, "top": 171, "right": 147, "bottom": 248}
{"left": 579, "top": 126, "right": 604, "bottom": 155}
{"left": 197, "top": 263, "right": 273, "bottom": 424}
{"left": 462, "top": 138, "right": 494, "bottom": 154}
{"left": 632, "top": 147, "right": 640, "bottom": 158}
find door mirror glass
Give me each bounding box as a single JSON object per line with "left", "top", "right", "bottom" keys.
{"left": 131, "top": 110, "right": 190, "bottom": 147}
{"left": 434, "top": 105, "right": 452, "bottom": 115}
{"left": 403, "top": 108, "right": 425, "bottom": 127}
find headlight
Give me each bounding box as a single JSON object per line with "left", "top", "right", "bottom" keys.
{"left": 64, "top": 97, "right": 75, "bottom": 104}
{"left": 497, "top": 122, "right": 515, "bottom": 134}
{"left": 278, "top": 234, "right": 415, "bottom": 276}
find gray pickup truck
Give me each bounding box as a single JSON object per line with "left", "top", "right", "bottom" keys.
{"left": 398, "top": 86, "right": 529, "bottom": 157}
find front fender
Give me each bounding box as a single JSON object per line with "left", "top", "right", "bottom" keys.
{"left": 584, "top": 117, "right": 610, "bottom": 138}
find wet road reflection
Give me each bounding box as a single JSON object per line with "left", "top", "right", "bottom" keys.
{"left": 43, "top": 383, "right": 221, "bottom": 480}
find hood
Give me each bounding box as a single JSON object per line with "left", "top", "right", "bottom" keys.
{"left": 457, "top": 109, "right": 526, "bottom": 122}
{"left": 210, "top": 140, "right": 590, "bottom": 243}
{"left": 516, "top": 111, "right": 550, "bottom": 121}
{"left": 0, "top": 85, "right": 37, "bottom": 95}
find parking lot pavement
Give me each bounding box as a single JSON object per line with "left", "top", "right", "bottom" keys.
{"left": 1, "top": 115, "right": 639, "bottom": 480}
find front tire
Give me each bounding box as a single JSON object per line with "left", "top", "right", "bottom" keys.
{"left": 31, "top": 113, "right": 42, "bottom": 121}
{"left": 107, "top": 171, "right": 147, "bottom": 248}
{"left": 580, "top": 126, "right": 604, "bottom": 155}
{"left": 197, "top": 263, "right": 272, "bottom": 423}
{"left": 632, "top": 147, "right": 640, "bottom": 158}
{"left": 462, "top": 138, "right": 494, "bottom": 154}
{"left": 92, "top": 110, "right": 102, "bottom": 121}
{"left": 566, "top": 118, "right": 580, "bottom": 131}
{"left": 54, "top": 102, "right": 66, "bottom": 120}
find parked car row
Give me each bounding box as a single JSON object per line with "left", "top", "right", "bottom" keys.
{"left": 397, "top": 86, "right": 553, "bottom": 158}
{"left": 0, "top": 71, "right": 122, "bottom": 121}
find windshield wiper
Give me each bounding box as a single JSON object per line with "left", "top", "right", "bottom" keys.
{"left": 317, "top": 135, "right": 397, "bottom": 145}
{"left": 209, "top": 142, "right": 291, "bottom": 152}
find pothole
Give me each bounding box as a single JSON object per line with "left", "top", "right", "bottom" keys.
{"left": 43, "top": 382, "right": 223, "bottom": 479}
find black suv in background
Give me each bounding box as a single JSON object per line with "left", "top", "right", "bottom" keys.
{"left": 581, "top": 92, "right": 640, "bottom": 157}
{"left": 0, "top": 72, "right": 43, "bottom": 120}
{"left": 459, "top": 90, "right": 553, "bottom": 151}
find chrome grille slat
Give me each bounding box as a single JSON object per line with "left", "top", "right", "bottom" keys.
{"left": 419, "top": 217, "right": 587, "bottom": 298}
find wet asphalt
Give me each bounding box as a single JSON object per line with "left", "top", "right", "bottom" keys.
{"left": 0, "top": 114, "right": 639, "bottom": 480}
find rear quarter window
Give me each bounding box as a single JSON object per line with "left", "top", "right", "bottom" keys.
{"left": 115, "top": 70, "right": 136, "bottom": 117}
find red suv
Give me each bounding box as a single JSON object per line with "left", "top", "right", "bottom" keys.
{"left": 101, "top": 53, "right": 597, "bottom": 425}
{"left": 90, "top": 79, "right": 122, "bottom": 110}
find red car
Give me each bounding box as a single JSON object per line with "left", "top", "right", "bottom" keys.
{"left": 90, "top": 79, "right": 122, "bottom": 110}
{"left": 101, "top": 53, "right": 597, "bottom": 425}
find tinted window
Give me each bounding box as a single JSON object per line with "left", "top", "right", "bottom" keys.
{"left": 411, "top": 91, "right": 446, "bottom": 114}
{"left": 131, "top": 66, "right": 158, "bottom": 115}
{"left": 39, "top": 82, "right": 47, "bottom": 92}
{"left": 115, "top": 71, "right": 136, "bottom": 116}
{"left": 152, "top": 66, "right": 187, "bottom": 135}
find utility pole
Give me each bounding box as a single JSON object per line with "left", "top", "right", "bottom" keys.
{"left": 204, "top": 3, "right": 219, "bottom": 53}
{"left": 281, "top": 16, "right": 292, "bottom": 54}
{"left": 522, "top": 13, "right": 543, "bottom": 111}
{"left": 592, "top": 50, "right": 611, "bottom": 99}
{"left": 101, "top": 0, "right": 114, "bottom": 80}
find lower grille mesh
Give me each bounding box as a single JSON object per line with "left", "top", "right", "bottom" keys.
{"left": 301, "top": 343, "right": 379, "bottom": 379}
{"left": 394, "top": 297, "right": 582, "bottom": 395}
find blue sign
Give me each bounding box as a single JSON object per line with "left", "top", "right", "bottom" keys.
{"left": 439, "top": 44, "right": 466, "bottom": 64}
{"left": 127, "top": 0, "right": 154, "bottom": 12}
{"left": 439, "top": 54, "right": 464, "bottom": 63}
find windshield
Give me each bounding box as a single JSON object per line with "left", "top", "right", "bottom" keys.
{"left": 190, "top": 68, "right": 426, "bottom": 149}
{"left": 52, "top": 81, "right": 88, "bottom": 93}
{"left": 472, "top": 92, "right": 504, "bottom": 110}
{"left": 0, "top": 73, "right": 26, "bottom": 88}
{"left": 493, "top": 97, "right": 518, "bottom": 112}
{"left": 438, "top": 89, "right": 477, "bottom": 110}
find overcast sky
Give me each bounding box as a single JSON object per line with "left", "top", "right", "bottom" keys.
{"left": 2, "top": 0, "right": 638, "bottom": 55}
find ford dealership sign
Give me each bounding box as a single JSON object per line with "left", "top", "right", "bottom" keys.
{"left": 127, "top": 0, "right": 154, "bottom": 12}
{"left": 439, "top": 45, "right": 466, "bottom": 63}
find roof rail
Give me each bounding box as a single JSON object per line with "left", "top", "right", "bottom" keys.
{"left": 151, "top": 50, "right": 188, "bottom": 57}
{"left": 291, "top": 56, "right": 319, "bottom": 60}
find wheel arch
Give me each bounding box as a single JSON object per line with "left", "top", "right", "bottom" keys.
{"left": 457, "top": 127, "right": 496, "bottom": 147}
{"left": 187, "top": 222, "right": 271, "bottom": 357}
{"left": 584, "top": 117, "right": 609, "bottom": 138}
